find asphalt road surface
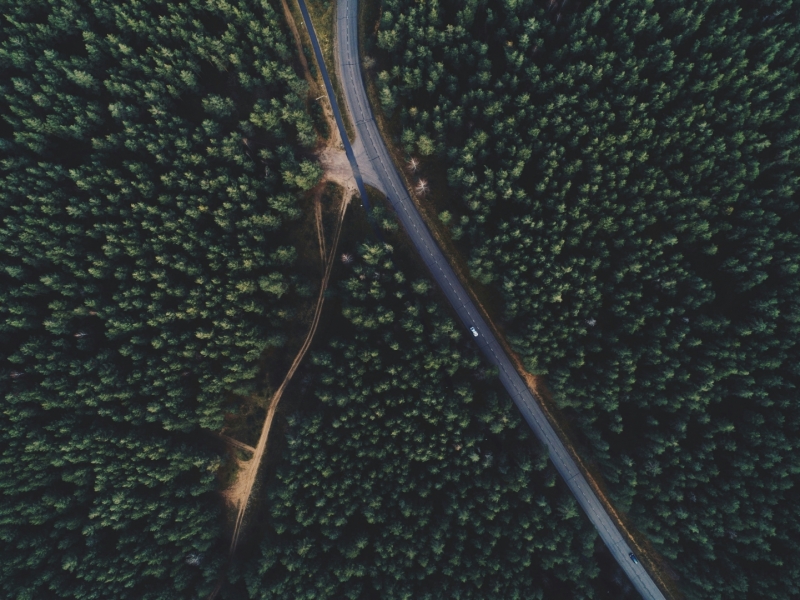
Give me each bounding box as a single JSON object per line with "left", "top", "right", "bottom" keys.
{"left": 296, "top": 0, "right": 668, "bottom": 597}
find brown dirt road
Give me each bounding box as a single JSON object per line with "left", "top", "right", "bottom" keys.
{"left": 217, "top": 433, "right": 255, "bottom": 455}
{"left": 227, "top": 189, "right": 349, "bottom": 553}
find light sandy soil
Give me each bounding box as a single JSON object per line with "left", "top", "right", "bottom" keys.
{"left": 318, "top": 146, "right": 357, "bottom": 195}
{"left": 221, "top": 454, "right": 251, "bottom": 509}
{"left": 210, "top": 190, "right": 349, "bottom": 599}
{"left": 217, "top": 433, "right": 255, "bottom": 455}
{"left": 314, "top": 193, "right": 327, "bottom": 264}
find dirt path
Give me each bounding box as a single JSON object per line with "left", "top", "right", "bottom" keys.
{"left": 217, "top": 433, "right": 255, "bottom": 455}
{"left": 314, "top": 195, "right": 327, "bottom": 265}
{"left": 280, "top": 0, "right": 315, "bottom": 88}
{"left": 204, "top": 5, "right": 359, "bottom": 598}
{"left": 227, "top": 190, "right": 349, "bottom": 553}
{"left": 318, "top": 145, "right": 358, "bottom": 195}
{"left": 279, "top": 0, "right": 344, "bottom": 153}
{"left": 222, "top": 0, "right": 357, "bottom": 557}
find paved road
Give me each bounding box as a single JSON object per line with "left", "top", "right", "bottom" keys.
{"left": 297, "top": 0, "right": 668, "bottom": 598}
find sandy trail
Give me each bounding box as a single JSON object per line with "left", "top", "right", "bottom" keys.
{"left": 280, "top": 0, "right": 315, "bottom": 88}
{"left": 205, "top": 4, "right": 358, "bottom": 598}
{"left": 314, "top": 194, "right": 327, "bottom": 264}
{"left": 217, "top": 433, "right": 255, "bottom": 455}
{"left": 279, "top": 0, "right": 345, "bottom": 152}
{"left": 227, "top": 190, "right": 349, "bottom": 553}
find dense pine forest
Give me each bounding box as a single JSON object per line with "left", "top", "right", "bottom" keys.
{"left": 0, "top": 0, "right": 320, "bottom": 597}
{"left": 4, "top": 0, "right": 799, "bottom": 598}
{"left": 2, "top": 0, "right": 635, "bottom": 597}
{"left": 235, "top": 237, "right": 614, "bottom": 599}
{"left": 369, "top": 0, "right": 800, "bottom": 598}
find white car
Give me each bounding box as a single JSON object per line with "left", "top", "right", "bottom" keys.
{"left": 470, "top": 326, "right": 479, "bottom": 337}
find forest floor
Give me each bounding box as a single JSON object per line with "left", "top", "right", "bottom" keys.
{"left": 282, "top": 0, "right": 355, "bottom": 142}
{"left": 305, "top": 0, "right": 355, "bottom": 141}
{"left": 280, "top": 0, "right": 314, "bottom": 89}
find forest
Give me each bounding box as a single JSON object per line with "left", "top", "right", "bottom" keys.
{"left": 368, "top": 0, "right": 800, "bottom": 598}
{"left": 4, "top": 0, "right": 799, "bottom": 598}
{"left": 229, "top": 227, "right": 628, "bottom": 599}
{"left": 0, "top": 0, "right": 320, "bottom": 597}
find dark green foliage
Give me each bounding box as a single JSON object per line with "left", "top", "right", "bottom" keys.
{"left": 243, "top": 243, "right": 601, "bottom": 599}
{"left": 0, "top": 0, "right": 319, "bottom": 597}
{"left": 372, "top": 1, "right": 800, "bottom": 598}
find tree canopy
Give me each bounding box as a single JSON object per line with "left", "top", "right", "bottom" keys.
{"left": 0, "top": 0, "right": 319, "bottom": 597}
{"left": 238, "top": 241, "right": 608, "bottom": 599}
{"left": 370, "top": 0, "right": 800, "bottom": 597}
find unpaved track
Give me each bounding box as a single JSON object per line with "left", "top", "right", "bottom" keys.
{"left": 314, "top": 194, "right": 327, "bottom": 264}
{"left": 279, "top": 0, "right": 314, "bottom": 88}
{"left": 217, "top": 433, "right": 255, "bottom": 455}
{"left": 228, "top": 192, "right": 349, "bottom": 553}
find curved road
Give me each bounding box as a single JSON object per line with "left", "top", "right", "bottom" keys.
{"left": 296, "top": 0, "right": 668, "bottom": 598}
